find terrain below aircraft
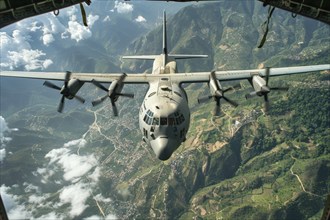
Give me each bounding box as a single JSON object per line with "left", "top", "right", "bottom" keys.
{"left": 1, "top": 11, "right": 329, "bottom": 160}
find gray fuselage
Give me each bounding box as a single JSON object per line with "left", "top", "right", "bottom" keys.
{"left": 139, "top": 55, "right": 190, "bottom": 160}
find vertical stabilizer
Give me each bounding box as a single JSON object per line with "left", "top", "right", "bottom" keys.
{"left": 162, "top": 10, "right": 168, "bottom": 67}
{"left": 122, "top": 10, "right": 208, "bottom": 63}
{"left": 162, "top": 10, "right": 167, "bottom": 55}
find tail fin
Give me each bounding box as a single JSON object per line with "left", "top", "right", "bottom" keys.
{"left": 122, "top": 10, "right": 208, "bottom": 62}
{"left": 162, "top": 10, "right": 167, "bottom": 56}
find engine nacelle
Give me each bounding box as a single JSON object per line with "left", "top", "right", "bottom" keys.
{"left": 61, "top": 79, "right": 84, "bottom": 99}
{"left": 209, "top": 71, "right": 223, "bottom": 96}
{"left": 108, "top": 79, "right": 124, "bottom": 102}
{"left": 251, "top": 75, "right": 269, "bottom": 96}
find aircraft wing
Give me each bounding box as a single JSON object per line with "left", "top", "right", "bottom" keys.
{"left": 0, "top": 64, "right": 329, "bottom": 84}
{"left": 0, "top": 71, "right": 151, "bottom": 84}
{"left": 173, "top": 64, "right": 330, "bottom": 83}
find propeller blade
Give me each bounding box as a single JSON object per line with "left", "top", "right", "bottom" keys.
{"left": 111, "top": 99, "right": 118, "bottom": 116}
{"left": 264, "top": 100, "right": 270, "bottom": 114}
{"left": 74, "top": 95, "right": 85, "bottom": 104}
{"left": 92, "top": 79, "right": 109, "bottom": 93}
{"left": 264, "top": 93, "right": 269, "bottom": 102}
{"left": 245, "top": 91, "right": 258, "bottom": 99}
{"left": 265, "top": 67, "right": 270, "bottom": 86}
{"left": 223, "top": 96, "right": 239, "bottom": 107}
{"left": 92, "top": 95, "right": 108, "bottom": 107}
{"left": 43, "top": 81, "right": 61, "bottom": 90}
{"left": 270, "top": 87, "right": 289, "bottom": 91}
{"left": 117, "top": 73, "right": 127, "bottom": 85}
{"left": 64, "top": 71, "right": 71, "bottom": 88}
{"left": 198, "top": 95, "right": 212, "bottom": 104}
{"left": 214, "top": 98, "right": 222, "bottom": 115}
{"left": 58, "top": 95, "right": 65, "bottom": 113}
{"left": 223, "top": 87, "right": 233, "bottom": 93}
{"left": 118, "top": 93, "right": 134, "bottom": 98}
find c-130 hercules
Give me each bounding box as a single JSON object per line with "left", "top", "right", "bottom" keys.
{"left": 1, "top": 11, "right": 329, "bottom": 160}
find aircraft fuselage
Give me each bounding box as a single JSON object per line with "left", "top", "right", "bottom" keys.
{"left": 139, "top": 55, "right": 190, "bottom": 160}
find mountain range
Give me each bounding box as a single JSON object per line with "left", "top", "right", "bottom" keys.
{"left": 0, "top": 1, "right": 329, "bottom": 219}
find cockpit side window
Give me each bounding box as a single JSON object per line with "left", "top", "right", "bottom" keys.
{"left": 144, "top": 109, "right": 154, "bottom": 125}
{"left": 152, "top": 117, "right": 159, "bottom": 125}
{"left": 160, "top": 117, "right": 167, "bottom": 126}
{"left": 168, "top": 117, "right": 175, "bottom": 126}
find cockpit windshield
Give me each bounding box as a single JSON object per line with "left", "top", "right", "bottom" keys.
{"left": 143, "top": 109, "right": 185, "bottom": 126}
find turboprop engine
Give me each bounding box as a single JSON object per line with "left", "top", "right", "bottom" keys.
{"left": 246, "top": 67, "right": 288, "bottom": 113}
{"left": 198, "top": 71, "right": 239, "bottom": 115}
{"left": 91, "top": 73, "right": 134, "bottom": 116}
{"left": 43, "top": 71, "right": 85, "bottom": 113}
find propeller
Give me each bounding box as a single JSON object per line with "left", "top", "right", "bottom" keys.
{"left": 246, "top": 67, "right": 289, "bottom": 113}
{"left": 198, "top": 71, "right": 239, "bottom": 116}
{"left": 43, "top": 71, "right": 85, "bottom": 113}
{"left": 91, "top": 73, "right": 134, "bottom": 116}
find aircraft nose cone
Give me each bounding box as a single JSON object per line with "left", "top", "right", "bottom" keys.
{"left": 150, "top": 137, "right": 172, "bottom": 161}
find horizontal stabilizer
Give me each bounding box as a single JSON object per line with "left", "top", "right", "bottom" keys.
{"left": 122, "top": 55, "right": 159, "bottom": 60}
{"left": 122, "top": 54, "right": 208, "bottom": 61}
{"left": 168, "top": 54, "right": 208, "bottom": 59}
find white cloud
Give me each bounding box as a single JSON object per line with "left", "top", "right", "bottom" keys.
{"left": 0, "top": 116, "right": 10, "bottom": 144}
{"left": 45, "top": 147, "right": 70, "bottom": 164}
{"left": 89, "top": 166, "right": 101, "bottom": 183}
{"left": 66, "top": 19, "right": 92, "bottom": 42}
{"left": 135, "top": 15, "right": 146, "bottom": 23}
{"left": 0, "top": 148, "right": 6, "bottom": 162}
{"left": 42, "top": 33, "right": 54, "bottom": 45}
{"left": 64, "top": 138, "right": 87, "bottom": 148}
{"left": 0, "top": 185, "right": 16, "bottom": 210}
{"left": 7, "top": 204, "right": 31, "bottom": 219}
{"left": 45, "top": 138, "right": 98, "bottom": 182}
{"left": 39, "top": 17, "right": 65, "bottom": 46}
{"left": 47, "top": 16, "right": 66, "bottom": 33}
{"left": 23, "top": 182, "right": 40, "bottom": 193}
{"left": 0, "top": 185, "right": 31, "bottom": 219}
{"left": 88, "top": 14, "right": 100, "bottom": 27}
{"left": 94, "top": 193, "right": 111, "bottom": 203}
{"left": 63, "top": 6, "right": 78, "bottom": 18}
{"left": 43, "top": 59, "right": 53, "bottom": 69}
{"left": 29, "top": 21, "right": 42, "bottom": 32}
{"left": 0, "top": 30, "right": 29, "bottom": 52}
{"left": 28, "top": 194, "right": 45, "bottom": 204}
{"left": 103, "top": 16, "right": 111, "bottom": 22}
{"left": 61, "top": 8, "right": 99, "bottom": 42}
{"left": 59, "top": 183, "right": 90, "bottom": 218}
{"left": 11, "top": 29, "right": 30, "bottom": 49}
{"left": 3, "top": 49, "right": 53, "bottom": 70}
{"left": 0, "top": 31, "right": 53, "bottom": 70}
{"left": 114, "top": 1, "right": 133, "bottom": 14}
{"left": 59, "top": 153, "right": 98, "bottom": 182}
{"left": 0, "top": 116, "right": 17, "bottom": 162}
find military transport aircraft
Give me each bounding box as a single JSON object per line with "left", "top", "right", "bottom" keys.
{"left": 0, "top": 11, "right": 329, "bottom": 160}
